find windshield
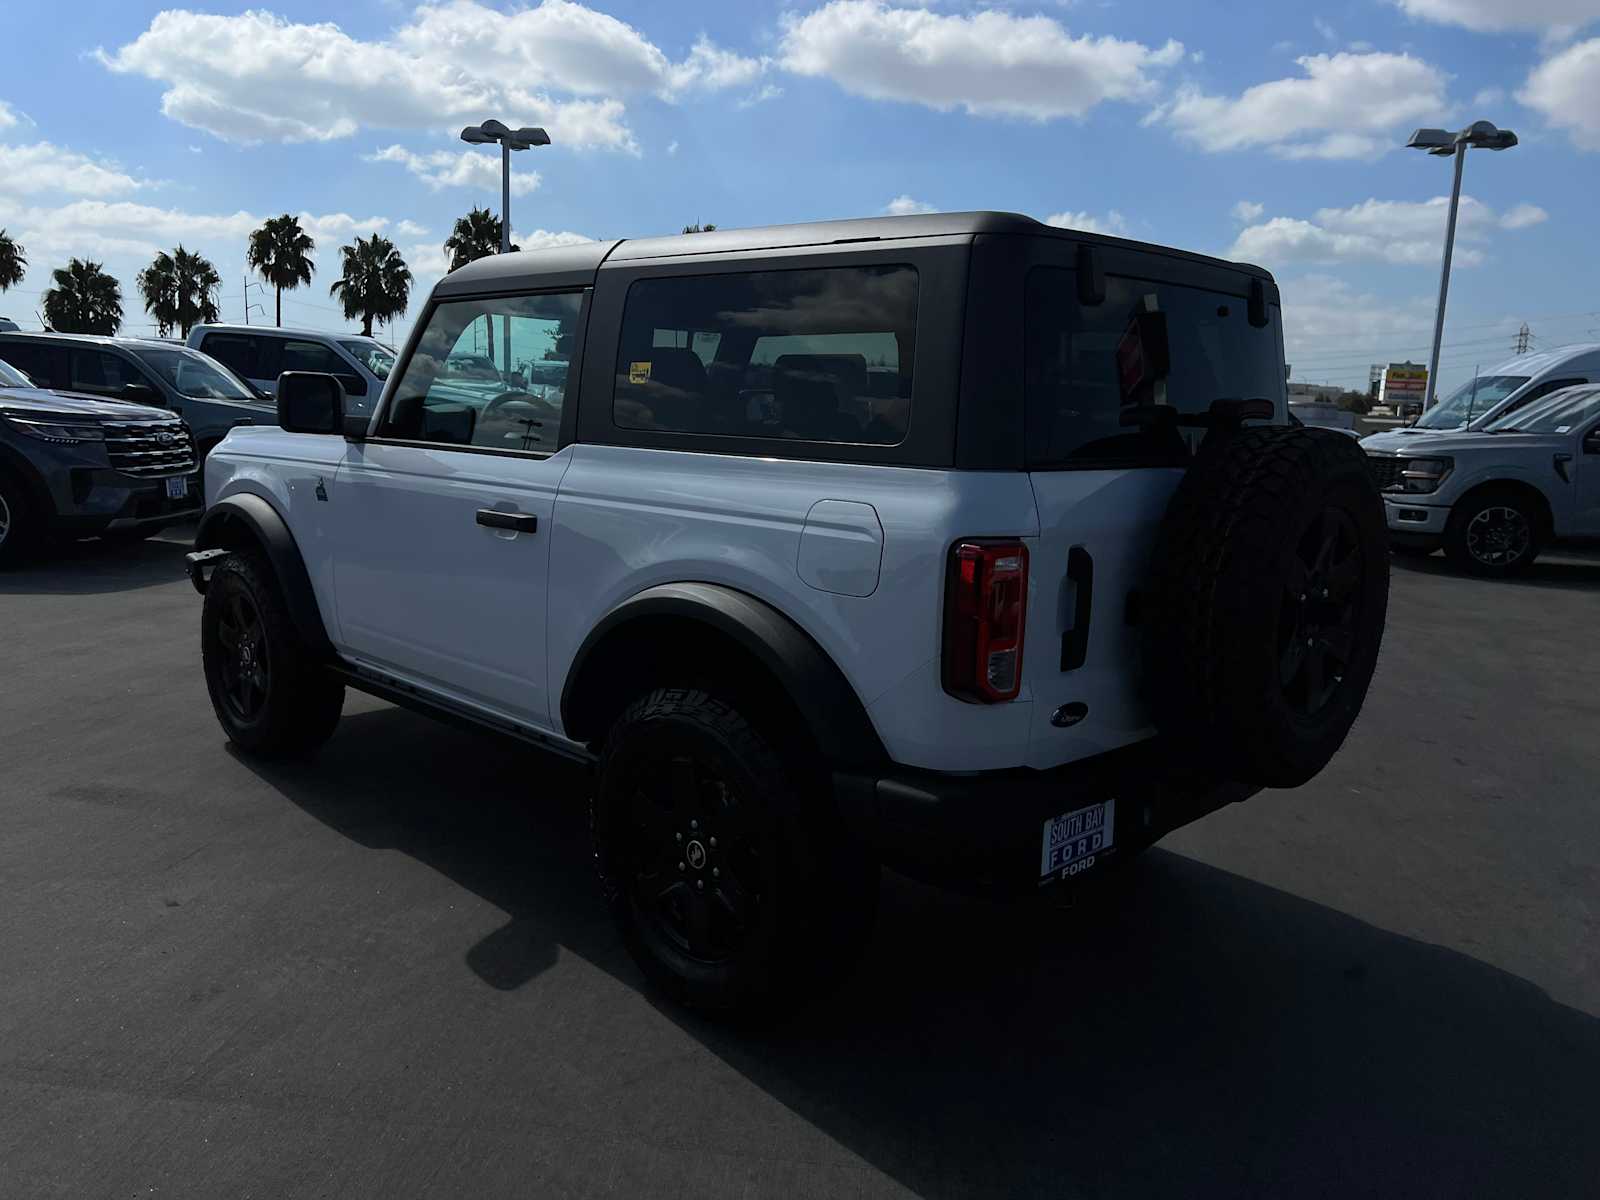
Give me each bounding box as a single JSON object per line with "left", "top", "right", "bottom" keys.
{"left": 131, "top": 346, "right": 258, "bottom": 401}
{"left": 0, "top": 358, "right": 33, "bottom": 388}
{"left": 1484, "top": 387, "right": 1600, "bottom": 434}
{"left": 1414, "top": 374, "right": 1528, "bottom": 429}
{"left": 444, "top": 354, "right": 505, "bottom": 382}
{"left": 339, "top": 339, "right": 397, "bottom": 380}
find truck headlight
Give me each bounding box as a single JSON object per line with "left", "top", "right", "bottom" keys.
{"left": 1399, "top": 457, "right": 1452, "bottom": 493}
{"left": 0, "top": 413, "right": 106, "bottom": 444}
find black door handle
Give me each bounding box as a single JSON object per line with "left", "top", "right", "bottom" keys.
{"left": 1060, "top": 546, "right": 1093, "bottom": 671}
{"left": 476, "top": 509, "right": 538, "bottom": 533}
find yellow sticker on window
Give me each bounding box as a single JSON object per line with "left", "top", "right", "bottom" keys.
{"left": 629, "top": 361, "right": 651, "bottom": 384}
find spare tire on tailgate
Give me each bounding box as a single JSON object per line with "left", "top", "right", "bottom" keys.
{"left": 1144, "top": 424, "right": 1389, "bottom": 788}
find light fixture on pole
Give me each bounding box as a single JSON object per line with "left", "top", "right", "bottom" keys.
{"left": 1407, "top": 120, "right": 1518, "bottom": 411}
{"left": 459, "top": 121, "right": 551, "bottom": 253}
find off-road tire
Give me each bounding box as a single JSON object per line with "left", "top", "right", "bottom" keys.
{"left": 1145, "top": 425, "right": 1390, "bottom": 788}
{"left": 592, "top": 687, "right": 878, "bottom": 1018}
{"left": 0, "top": 469, "right": 37, "bottom": 567}
{"left": 201, "top": 551, "right": 344, "bottom": 756}
{"left": 1442, "top": 487, "right": 1544, "bottom": 578}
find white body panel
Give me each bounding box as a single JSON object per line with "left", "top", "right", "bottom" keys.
{"left": 545, "top": 444, "right": 1044, "bottom": 771}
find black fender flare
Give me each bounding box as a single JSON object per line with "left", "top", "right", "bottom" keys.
{"left": 194, "top": 493, "right": 334, "bottom": 659}
{"left": 560, "top": 582, "right": 886, "bottom": 770}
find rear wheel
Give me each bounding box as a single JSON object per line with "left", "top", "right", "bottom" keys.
{"left": 201, "top": 551, "right": 344, "bottom": 756}
{"left": 0, "top": 471, "right": 34, "bottom": 567}
{"left": 592, "top": 687, "right": 878, "bottom": 1018}
{"left": 1443, "top": 489, "right": 1543, "bottom": 577}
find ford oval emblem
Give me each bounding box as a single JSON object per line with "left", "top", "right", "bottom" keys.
{"left": 1050, "top": 702, "right": 1089, "bottom": 728}
{"left": 156, "top": 431, "right": 174, "bottom": 445}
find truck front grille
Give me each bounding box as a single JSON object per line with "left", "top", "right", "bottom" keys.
{"left": 1365, "top": 454, "right": 1405, "bottom": 492}
{"left": 102, "top": 420, "right": 197, "bottom": 477}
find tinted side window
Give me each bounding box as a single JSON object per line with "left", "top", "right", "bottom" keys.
{"left": 200, "top": 333, "right": 260, "bottom": 379}
{"left": 1508, "top": 378, "right": 1586, "bottom": 413}
{"left": 282, "top": 338, "right": 364, "bottom": 396}
{"left": 381, "top": 291, "right": 583, "bottom": 453}
{"left": 613, "top": 265, "right": 918, "bottom": 445}
{"left": 1024, "top": 268, "right": 1284, "bottom": 466}
{"left": 0, "top": 342, "right": 63, "bottom": 387}
{"left": 70, "top": 349, "right": 149, "bottom": 396}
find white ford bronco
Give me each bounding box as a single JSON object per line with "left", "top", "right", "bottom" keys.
{"left": 185, "top": 212, "right": 1389, "bottom": 1016}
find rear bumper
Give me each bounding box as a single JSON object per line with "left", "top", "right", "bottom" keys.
{"left": 835, "top": 739, "right": 1259, "bottom": 894}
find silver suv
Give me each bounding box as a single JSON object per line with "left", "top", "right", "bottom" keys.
{"left": 186, "top": 324, "right": 395, "bottom": 413}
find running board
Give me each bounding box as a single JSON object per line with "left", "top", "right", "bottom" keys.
{"left": 327, "top": 663, "right": 596, "bottom": 766}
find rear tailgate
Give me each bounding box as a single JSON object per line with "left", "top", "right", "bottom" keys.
{"left": 1021, "top": 467, "right": 1183, "bottom": 769}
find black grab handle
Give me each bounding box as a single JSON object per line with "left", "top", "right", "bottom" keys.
{"left": 476, "top": 509, "right": 538, "bottom": 533}
{"left": 1060, "top": 546, "right": 1093, "bottom": 671}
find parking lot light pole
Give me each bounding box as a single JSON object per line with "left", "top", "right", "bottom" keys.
{"left": 459, "top": 121, "right": 551, "bottom": 376}
{"left": 1407, "top": 121, "right": 1519, "bottom": 410}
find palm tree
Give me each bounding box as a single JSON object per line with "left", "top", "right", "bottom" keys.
{"left": 681, "top": 222, "right": 717, "bottom": 234}
{"left": 42, "top": 259, "right": 123, "bottom": 334}
{"left": 443, "top": 207, "right": 517, "bottom": 272}
{"left": 329, "top": 234, "right": 412, "bottom": 338}
{"left": 0, "top": 230, "right": 25, "bottom": 293}
{"left": 246, "top": 214, "right": 316, "bottom": 327}
{"left": 137, "top": 245, "right": 221, "bottom": 337}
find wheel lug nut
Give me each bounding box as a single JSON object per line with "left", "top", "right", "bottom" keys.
{"left": 696, "top": 880, "right": 704, "bottom": 891}
{"left": 708, "top": 837, "right": 717, "bottom": 849}
{"left": 677, "top": 861, "right": 685, "bottom": 871}
{"left": 674, "top": 832, "right": 682, "bottom": 842}
{"left": 712, "top": 867, "right": 720, "bottom": 878}
{"left": 690, "top": 819, "right": 698, "bottom": 830}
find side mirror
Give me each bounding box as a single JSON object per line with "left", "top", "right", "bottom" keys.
{"left": 121, "top": 381, "right": 163, "bottom": 406}
{"left": 1584, "top": 427, "right": 1600, "bottom": 454}
{"left": 276, "top": 371, "right": 344, "bottom": 434}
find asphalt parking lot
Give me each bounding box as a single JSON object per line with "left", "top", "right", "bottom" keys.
{"left": 2, "top": 526, "right": 1598, "bottom": 1199}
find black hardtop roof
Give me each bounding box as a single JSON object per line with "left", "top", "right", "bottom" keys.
{"left": 430, "top": 210, "right": 1273, "bottom": 297}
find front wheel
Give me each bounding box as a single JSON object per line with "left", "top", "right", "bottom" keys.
{"left": 0, "top": 471, "right": 36, "bottom": 567}
{"left": 1443, "top": 490, "right": 1543, "bottom": 577}
{"left": 201, "top": 551, "right": 344, "bottom": 756}
{"left": 592, "top": 687, "right": 878, "bottom": 1018}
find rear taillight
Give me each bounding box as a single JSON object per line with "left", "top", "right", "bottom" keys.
{"left": 942, "top": 540, "right": 1028, "bottom": 703}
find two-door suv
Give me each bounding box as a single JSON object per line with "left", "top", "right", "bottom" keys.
{"left": 185, "top": 213, "right": 1390, "bottom": 1015}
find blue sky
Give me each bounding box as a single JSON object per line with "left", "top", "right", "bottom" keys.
{"left": 2, "top": 0, "right": 1599, "bottom": 393}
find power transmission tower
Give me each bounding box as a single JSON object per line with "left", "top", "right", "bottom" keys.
{"left": 1514, "top": 322, "right": 1531, "bottom": 355}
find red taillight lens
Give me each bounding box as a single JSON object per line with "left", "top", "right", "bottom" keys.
{"left": 942, "top": 540, "right": 1028, "bottom": 703}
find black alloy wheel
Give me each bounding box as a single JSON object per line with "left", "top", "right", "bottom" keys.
{"left": 620, "top": 750, "right": 765, "bottom": 965}
{"left": 214, "top": 586, "right": 271, "bottom": 724}
{"left": 1279, "top": 506, "right": 1364, "bottom": 716}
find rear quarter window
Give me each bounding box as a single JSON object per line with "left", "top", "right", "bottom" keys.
{"left": 612, "top": 264, "right": 918, "bottom": 446}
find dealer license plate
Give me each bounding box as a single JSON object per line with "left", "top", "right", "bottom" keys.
{"left": 165, "top": 476, "right": 188, "bottom": 500}
{"left": 1040, "top": 798, "right": 1115, "bottom": 883}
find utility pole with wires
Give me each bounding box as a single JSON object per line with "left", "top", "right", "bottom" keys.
{"left": 1514, "top": 322, "right": 1532, "bottom": 356}
{"left": 244, "top": 277, "right": 265, "bottom": 326}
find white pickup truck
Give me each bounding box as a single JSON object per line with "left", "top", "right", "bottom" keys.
{"left": 1363, "top": 385, "right": 1600, "bottom": 575}
{"left": 183, "top": 212, "right": 1390, "bottom": 1016}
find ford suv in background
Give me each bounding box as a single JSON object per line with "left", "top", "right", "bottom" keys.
{"left": 186, "top": 324, "right": 395, "bottom": 413}
{"left": 0, "top": 332, "right": 271, "bottom": 466}
{"left": 1367, "top": 384, "right": 1600, "bottom": 575}
{"left": 0, "top": 355, "right": 199, "bottom": 563}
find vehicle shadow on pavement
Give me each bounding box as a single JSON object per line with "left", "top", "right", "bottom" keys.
{"left": 245, "top": 705, "right": 1600, "bottom": 1199}
{"left": 0, "top": 526, "right": 195, "bottom": 595}
{"left": 1391, "top": 550, "right": 1600, "bottom": 593}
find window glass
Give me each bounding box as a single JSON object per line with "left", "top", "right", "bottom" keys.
{"left": 200, "top": 334, "right": 259, "bottom": 379}
{"left": 0, "top": 357, "right": 33, "bottom": 387}
{"left": 70, "top": 349, "right": 147, "bottom": 395}
{"left": 1484, "top": 386, "right": 1600, "bottom": 433}
{"left": 1414, "top": 374, "right": 1528, "bottom": 429}
{"left": 1024, "top": 268, "right": 1284, "bottom": 466}
{"left": 281, "top": 340, "right": 344, "bottom": 375}
{"left": 131, "top": 346, "right": 258, "bottom": 401}
{"left": 380, "top": 292, "right": 582, "bottom": 453}
{"left": 339, "top": 339, "right": 397, "bottom": 380}
{"left": 613, "top": 265, "right": 918, "bottom": 445}
{"left": 0, "top": 342, "right": 59, "bottom": 386}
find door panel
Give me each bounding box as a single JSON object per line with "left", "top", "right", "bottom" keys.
{"left": 1578, "top": 424, "right": 1600, "bottom": 535}
{"left": 331, "top": 443, "right": 572, "bottom": 725}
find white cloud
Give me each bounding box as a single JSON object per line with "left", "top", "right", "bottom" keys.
{"left": 779, "top": 0, "right": 1183, "bottom": 120}
{"left": 1044, "top": 210, "right": 1129, "bottom": 236}
{"left": 0, "top": 141, "right": 143, "bottom": 198}
{"left": 737, "top": 83, "right": 785, "bottom": 108}
{"left": 1153, "top": 52, "right": 1448, "bottom": 158}
{"left": 883, "top": 195, "right": 936, "bottom": 215}
{"left": 1232, "top": 199, "right": 1265, "bottom": 221}
{"left": 1278, "top": 275, "right": 1438, "bottom": 384}
{"left": 1390, "top": 0, "right": 1600, "bottom": 32}
{"left": 1499, "top": 202, "right": 1549, "bottom": 229}
{"left": 366, "top": 144, "right": 542, "bottom": 194}
{"left": 395, "top": 219, "right": 429, "bottom": 237}
{"left": 1519, "top": 37, "right": 1600, "bottom": 149}
{"left": 96, "top": 2, "right": 758, "bottom": 150}
{"left": 666, "top": 140, "right": 680, "bottom": 156}
{"left": 1229, "top": 195, "right": 1545, "bottom": 268}
{"left": 1348, "top": 39, "right": 1376, "bottom": 51}
{"left": 512, "top": 228, "right": 596, "bottom": 250}
{"left": 1470, "top": 86, "right": 1506, "bottom": 107}
{"left": 0, "top": 100, "right": 17, "bottom": 129}
{"left": 1314, "top": 16, "right": 1339, "bottom": 40}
